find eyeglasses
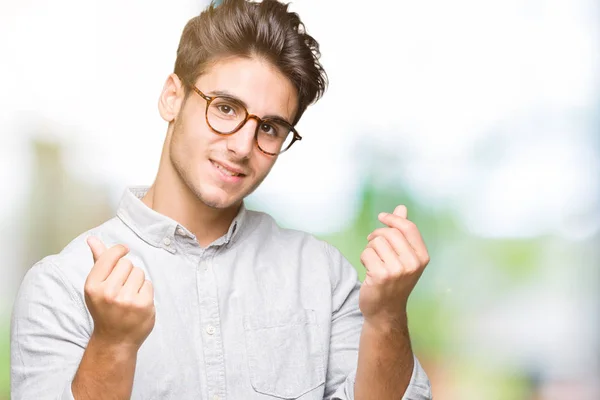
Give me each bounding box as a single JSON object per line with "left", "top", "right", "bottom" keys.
{"left": 189, "top": 86, "right": 302, "bottom": 156}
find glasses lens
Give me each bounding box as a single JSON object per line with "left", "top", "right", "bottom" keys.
{"left": 207, "top": 98, "right": 246, "bottom": 133}
{"left": 256, "top": 120, "right": 295, "bottom": 155}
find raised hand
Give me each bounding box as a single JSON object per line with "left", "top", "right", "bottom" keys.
{"left": 358, "top": 205, "right": 430, "bottom": 329}
{"left": 84, "top": 236, "right": 155, "bottom": 350}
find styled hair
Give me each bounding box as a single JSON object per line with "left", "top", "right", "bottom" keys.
{"left": 174, "top": 0, "right": 327, "bottom": 125}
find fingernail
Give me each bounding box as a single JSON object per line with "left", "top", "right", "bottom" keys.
{"left": 378, "top": 212, "right": 389, "bottom": 219}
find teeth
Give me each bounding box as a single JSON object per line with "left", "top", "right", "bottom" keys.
{"left": 215, "top": 162, "right": 240, "bottom": 176}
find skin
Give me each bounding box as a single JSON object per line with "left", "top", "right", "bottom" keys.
{"left": 72, "top": 56, "right": 430, "bottom": 399}
{"left": 355, "top": 205, "right": 430, "bottom": 399}
{"left": 144, "top": 55, "right": 299, "bottom": 248}
{"left": 72, "top": 239, "right": 154, "bottom": 400}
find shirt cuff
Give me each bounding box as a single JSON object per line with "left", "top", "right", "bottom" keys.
{"left": 329, "top": 355, "right": 432, "bottom": 400}
{"left": 61, "top": 381, "right": 76, "bottom": 400}
{"left": 329, "top": 368, "right": 357, "bottom": 400}
{"left": 402, "top": 356, "right": 432, "bottom": 400}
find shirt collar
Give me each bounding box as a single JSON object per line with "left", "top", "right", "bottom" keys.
{"left": 116, "top": 186, "right": 247, "bottom": 252}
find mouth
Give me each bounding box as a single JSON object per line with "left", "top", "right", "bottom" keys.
{"left": 210, "top": 160, "right": 247, "bottom": 181}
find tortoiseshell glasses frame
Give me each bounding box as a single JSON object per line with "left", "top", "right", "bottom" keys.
{"left": 189, "top": 85, "right": 302, "bottom": 156}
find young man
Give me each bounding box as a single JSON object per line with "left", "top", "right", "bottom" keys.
{"left": 11, "top": 1, "right": 432, "bottom": 399}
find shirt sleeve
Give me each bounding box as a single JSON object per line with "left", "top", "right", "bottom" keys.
{"left": 11, "top": 259, "right": 90, "bottom": 400}
{"left": 323, "top": 242, "right": 432, "bottom": 400}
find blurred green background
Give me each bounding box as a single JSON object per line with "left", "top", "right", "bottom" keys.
{"left": 1, "top": 0, "right": 598, "bottom": 399}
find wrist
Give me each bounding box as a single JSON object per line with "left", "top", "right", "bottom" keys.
{"left": 88, "top": 332, "right": 140, "bottom": 360}
{"left": 363, "top": 312, "right": 409, "bottom": 337}
{"left": 73, "top": 333, "right": 138, "bottom": 400}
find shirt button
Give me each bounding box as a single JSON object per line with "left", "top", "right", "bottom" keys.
{"left": 163, "top": 237, "right": 171, "bottom": 246}
{"left": 206, "top": 325, "right": 215, "bottom": 335}
{"left": 176, "top": 227, "right": 186, "bottom": 236}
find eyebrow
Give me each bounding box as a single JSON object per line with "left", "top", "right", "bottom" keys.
{"left": 208, "top": 89, "right": 293, "bottom": 125}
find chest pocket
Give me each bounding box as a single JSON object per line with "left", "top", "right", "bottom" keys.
{"left": 243, "top": 309, "right": 325, "bottom": 399}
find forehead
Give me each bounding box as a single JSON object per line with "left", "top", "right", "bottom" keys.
{"left": 195, "top": 56, "right": 298, "bottom": 122}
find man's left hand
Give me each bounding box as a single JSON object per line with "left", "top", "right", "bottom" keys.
{"left": 358, "top": 205, "right": 430, "bottom": 330}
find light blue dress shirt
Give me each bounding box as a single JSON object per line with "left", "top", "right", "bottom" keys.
{"left": 11, "top": 187, "right": 432, "bottom": 400}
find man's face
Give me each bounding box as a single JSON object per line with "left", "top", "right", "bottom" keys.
{"left": 169, "top": 56, "right": 299, "bottom": 210}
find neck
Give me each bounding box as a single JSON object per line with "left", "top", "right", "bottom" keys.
{"left": 142, "top": 129, "right": 241, "bottom": 248}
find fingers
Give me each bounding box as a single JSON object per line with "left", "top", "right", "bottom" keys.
{"left": 362, "top": 240, "right": 398, "bottom": 286}
{"left": 138, "top": 280, "right": 154, "bottom": 301}
{"left": 367, "top": 237, "right": 397, "bottom": 264}
{"left": 393, "top": 205, "right": 407, "bottom": 219}
{"left": 370, "top": 231, "right": 423, "bottom": 273}
{"left": 104, "top": 258, "right": 134, "bottom": 288}
{"left": 87, "top": 236, "right": 107, "bottom": 263}
{"left": 377, "top": 210, "right": 429, "bottom": 264}
{"left": 367, "top": 227, "right": 411, "bottom": 256}
{"left": 367, "top": 236, "right": 403, "bottom": 274}
{"left": 360, "top": 247, "right": 383, "bottom": 271}
{"left": 121, "top": 267, "right": 146, "bottom": 296}
{"left": 87, "top": 239, "right": 130, "bottom": 283}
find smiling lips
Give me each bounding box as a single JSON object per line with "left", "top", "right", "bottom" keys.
{"left": 211, "top": 160, "right": 247, "bottom": 178}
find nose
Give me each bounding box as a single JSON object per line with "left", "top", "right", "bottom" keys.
{"left": 225, "top": 117, "right": 257, "bottom": 158}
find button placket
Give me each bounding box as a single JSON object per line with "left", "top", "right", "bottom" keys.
{"left": 200, "top": 260, "right": 209, "bottom": 273}
{"left": 197, "top": 257, "right": 226, "bottom": 399}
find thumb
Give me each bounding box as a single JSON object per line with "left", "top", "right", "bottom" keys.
{"left": 86, "top": 236, "right": 107, "bottom": 263}
{"left": 393, "top": 205, "right": 408, "bottom": 219}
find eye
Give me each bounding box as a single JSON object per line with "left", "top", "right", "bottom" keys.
{"left": 260, "top": 123, "right": 277, "bottom": 136}
{"left": 217, "top": 104, "right": 235, "bottom": 116}
{"left": 210, "top": 97, "right": 243, "bottom": 119}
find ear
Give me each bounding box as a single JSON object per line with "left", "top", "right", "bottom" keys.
{"left": 158, "top": 73, "right": 185, "bottom": 123}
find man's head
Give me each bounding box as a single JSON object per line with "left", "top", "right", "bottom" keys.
{"left": 158, "top": 0, "right": 327, "bottom": 211}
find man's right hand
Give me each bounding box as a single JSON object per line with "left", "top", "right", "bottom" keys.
{"left": 84, "top": 236, "right": 156, "bottom": 351}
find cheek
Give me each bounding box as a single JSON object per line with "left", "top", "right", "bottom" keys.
{"left": 253, "top": 157, "right": 277, "bottom": 178}
{"left": 173, "top": 117, "right": 216, "bottom": 159}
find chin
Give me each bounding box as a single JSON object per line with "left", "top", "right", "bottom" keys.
{"left": 192, "top": 184, "right": 242, "bottom": 210}
{"left": 174, "top": 163, "right": 242, "bottom": 210}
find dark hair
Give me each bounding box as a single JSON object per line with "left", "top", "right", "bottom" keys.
{"left": 174, "top": 0, "right": 327, "bottom": 125}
